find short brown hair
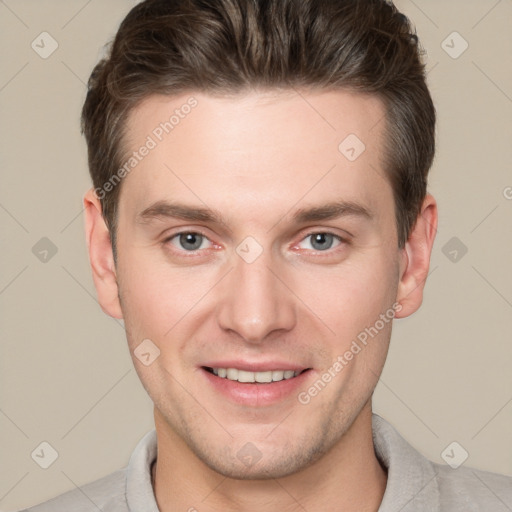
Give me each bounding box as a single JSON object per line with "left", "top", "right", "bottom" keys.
{"left": 82, "top": 0, "right": 435, "bottom": 250}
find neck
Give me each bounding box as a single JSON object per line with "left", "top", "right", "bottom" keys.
{"left": 152, "top": 403, "right": 387, "bottom": 512}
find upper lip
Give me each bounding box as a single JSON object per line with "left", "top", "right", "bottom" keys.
{"left": 201, "top": 361, "right": 311, "bottom": 372}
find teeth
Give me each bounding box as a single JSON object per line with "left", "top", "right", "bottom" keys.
{"left": 210, "top": 367, "right": 303, "bottom": 383}
{"left": 272, "top": 370, "right": 284, "bottom": 381}
{"left": 238, "top": 370, "right": 255, "bottom": 383}
{"left": 227, "top": 368, "right": 238, "bottom": 380}
{"left": 255, "top": 371, "right": 272, "bottom": 383}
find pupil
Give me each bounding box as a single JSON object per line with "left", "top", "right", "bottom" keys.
{"left": 180, "top": 233, "right": 202, "bottom": 250}
{"left": 312, "top": 233, "right": 333, "bottom": 250}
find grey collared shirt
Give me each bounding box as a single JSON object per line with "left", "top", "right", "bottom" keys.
{"left": 21, "top": 414, "right": 512, "bottom": 511}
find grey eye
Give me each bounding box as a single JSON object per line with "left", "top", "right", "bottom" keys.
{"left": 178, "top": 233, "right": 204, "bottom": 251}
{"left": 309, "top": 233, "right": 335, "bottom": 251}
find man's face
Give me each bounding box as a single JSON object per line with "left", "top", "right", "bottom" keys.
{"left": 114, "top": 89, "right": 404, "bottom": 478}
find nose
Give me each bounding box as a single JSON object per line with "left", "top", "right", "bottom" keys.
{"left": 216, "top": 248, "right": 297, "bottom": 343}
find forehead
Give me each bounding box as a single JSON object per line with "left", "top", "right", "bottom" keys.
{"left": 119, "top": 89, "right": 390, "bottom": 220}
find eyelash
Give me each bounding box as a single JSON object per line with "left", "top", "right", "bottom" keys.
{"left": 163, "top": 230, "right": 216, "bottom": 256}
{"left": 294, "top": 231, "right": 348, "bottom": 253}
{"left": 162, "top": 230, "right": 349, "bottom": 257}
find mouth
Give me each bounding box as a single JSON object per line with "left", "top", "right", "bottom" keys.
{"left": 200, "top": 364, "right": 313, "bottom": 406}
{"left": 202, "top": 366, "right": 310, "bottom": 383}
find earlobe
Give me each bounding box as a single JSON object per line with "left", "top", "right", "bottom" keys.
{"left": 395, "top": 194, "right": 438, "bottom": 319}
{"left": 83, "top": 189, "right": 123, "bottom": 319}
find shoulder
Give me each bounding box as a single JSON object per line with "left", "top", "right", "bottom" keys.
{"left": 18, "top": 468, "right": 128, "bottom": 512}
{"left": 372, "top": 414, "right": 512, "bottom": 511}
{"left": 433, "top": 462, "right": 512, "bottom": 510}
{"left": 19, "top": 429, "right": 157, "bottom": 512}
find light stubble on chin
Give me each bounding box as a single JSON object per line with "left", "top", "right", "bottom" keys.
{"left": 153, "top": 392, "right": 373, "bottom": 481}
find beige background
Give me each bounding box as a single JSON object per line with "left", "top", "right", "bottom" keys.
{"left": 1, "top": 0, "right": 511, "bottom": 510}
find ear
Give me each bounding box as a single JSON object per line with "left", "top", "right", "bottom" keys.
{"left": 83, "top": 189, "right": 123, "bottom": 319}
{"left": 395, "top": 194, "right": 438, "bottom": 318}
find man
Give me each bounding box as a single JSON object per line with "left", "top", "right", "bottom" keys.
{"left": 22, "top": 0, "right": 512, "bottom": 510}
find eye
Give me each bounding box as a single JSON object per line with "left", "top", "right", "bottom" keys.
{"left": 298, "top": 232, "right": 342, "bottom": 251}
{"left": 168, "top": 232, "right": 212, "bottom": 251}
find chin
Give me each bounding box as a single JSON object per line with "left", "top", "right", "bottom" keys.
{"left": 189, "top": 432, "right": 330, "bottom": 481}
{"left": 198, "top": 452, "right": 313, "bottom": 480}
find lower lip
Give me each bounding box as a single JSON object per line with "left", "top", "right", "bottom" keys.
{"left": 200, "top": 367, "right": 313, "bottom": 407}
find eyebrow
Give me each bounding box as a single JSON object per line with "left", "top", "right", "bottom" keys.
{"left": 292, "top": 200, "right": 373, "bottom": 224}
{"left": 136, "top": 199, "right": 373, "bottom": 227}
{"left": 137, "top": 201, "right": 225, "bottom": 225}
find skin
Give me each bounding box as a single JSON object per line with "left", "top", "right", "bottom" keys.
{"left": 84, "top": 89, "right": 437, "bottom": 512}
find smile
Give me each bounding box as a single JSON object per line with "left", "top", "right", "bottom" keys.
{"left": 204, "top": 367, "right": 307, "bottom": 383}
{"left": 200, "top": 365, "right": 313, "bottom": 406}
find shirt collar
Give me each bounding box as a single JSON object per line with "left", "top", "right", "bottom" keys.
{"left": 125, "top": 414, "right": 441, "bottom": 511}
{"left": 372, "top": 413, "right": 440, "bottom": 511}
{"left": 126, "top": 429, "right": 159, "bottom": 512}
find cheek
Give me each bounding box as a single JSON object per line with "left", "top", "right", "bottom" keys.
{"left": 294, "top": 251, "right": 399, "bottom": 342}
{"left": 116, "top": 248, "right": 214, "bottom": 344}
